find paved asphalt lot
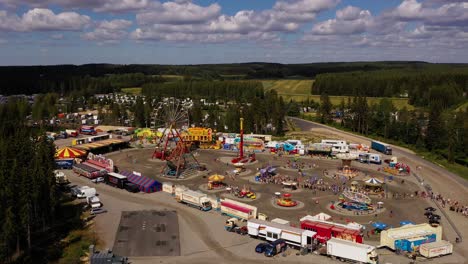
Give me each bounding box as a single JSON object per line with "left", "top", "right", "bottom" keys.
{"left": 113, "top": 210, "right": 180, "bottom": 257}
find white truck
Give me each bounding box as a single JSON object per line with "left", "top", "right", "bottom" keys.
{"left": 419, "top": 240, "right": 453, "bottom": 258}
{"left": 247, "top": 218, "right": 316, "bottom": 248}
{"left": 326, "top": 238, "right": 378, "bottom": 264}
{"left": 77, "top": 187, "right": 97, "bottom": 199}
{"left": 175, "top": 189, "right": 212, "bottom": 211}
{"left": 220, "top": 198, "right": 258, "bottom": 221}
{"left": 87, "top": 196, "right": 101, "bottom": 208}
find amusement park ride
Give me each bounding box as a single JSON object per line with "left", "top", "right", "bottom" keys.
{"left": 231, "top": 116, "right": 256, "bottom": 164}
{"left": 151, "top": 98, "right": 201, "bottom": 178}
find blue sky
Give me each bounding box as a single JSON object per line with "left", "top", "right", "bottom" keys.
{"left": 0, "top": 0, "right": 467, "bottom": 65}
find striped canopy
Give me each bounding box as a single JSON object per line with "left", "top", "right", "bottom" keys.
{"left": 55, "top": 147, "right": 86, "bottom": 159}
{"left": 365, "top": 177, "right": 383, "bottom": 186}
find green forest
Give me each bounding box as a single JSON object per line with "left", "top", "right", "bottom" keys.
{"left": 0, "top": 99, "right": 84, "bottom": 263}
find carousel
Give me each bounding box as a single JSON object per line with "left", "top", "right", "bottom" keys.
{"left": 337, "top": 190, "right": 374, "bottom": 212}
{"left": 364, "top": 177, "right": 384, "bottom": 194}
{"left": 207, "top": 174, "right": 226, "bottom": 190}
{"left": 276, "top": 193, "right": 298, "bottom": 207}
{"left": 334, "top": 152, "right": 360, "bottom": 179}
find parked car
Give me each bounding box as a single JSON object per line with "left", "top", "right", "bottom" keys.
{"left": 91, "top": 177, "right": 104, "bottom": 183}
{"left": 90, "top": 208, "right": 108, "bottom": 215}
{"left": 255, "top": 243, "right": 269, "bottom": 253}
{"left": 264, "top": 239, "right": 287, "bottom": 257}
{"left": 235, "top": 226, "right": 248, "bottom": 235}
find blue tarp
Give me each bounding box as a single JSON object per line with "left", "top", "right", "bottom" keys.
{"left": 372, "top": 222, "right": 388, "bottom": 230}
{"left": 120, "top": 171, "right": 162, "bottom": 193}
{"left": 399, "top": 221, "right": 415, "bottom": 226}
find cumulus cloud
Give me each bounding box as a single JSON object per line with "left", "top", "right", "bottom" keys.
{"left": 0, "top": 0, "right": 150, "bottom": 13}
{"left": 137, "top": 1, "right": 220, "bottom": 25}
{"left": 133, "top": 0, "right": 338, "bottom": 43}
{"left": 386, "top": 0, "right": 468, "bottom": 26}
{"left": 311, "top": 6, "right": 373, "bottom": 35}
{"left": 83, "top": 19, "right": 132, "bottom": 41}
{"left": 0, "top": 8, "right": 90, "bottom": 32}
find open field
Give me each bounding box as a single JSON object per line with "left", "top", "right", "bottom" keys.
{"left": 259, "top": 80, "right": 413, "bottom": 109}
{"left": 122, "top": 87, "right": 142, "bottom": 94}
{"left": 162, "top": 75, "right": 184, "bottom": 81}
{"left": 261, "top": 79, "right": 313, "bottom": 94}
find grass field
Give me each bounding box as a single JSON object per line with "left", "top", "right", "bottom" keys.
{"left": 161, "top": 75, "right": 184, "bottom": 81}
{"left": 121, "top": 87, "right": 142, "bottom": 94}
{"left": 259, "top": 79, "right": 413, "bottom": 110}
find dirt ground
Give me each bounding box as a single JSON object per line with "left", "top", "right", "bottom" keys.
{"left": 60, "top": 118, "right": 468, "bottom": 264}
{"left": 62, "top": 146, "right": 466, "bottom": 263}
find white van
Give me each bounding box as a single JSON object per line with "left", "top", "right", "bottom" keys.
{"left": 77, "top": 187, "right": 97, "bottom": 199}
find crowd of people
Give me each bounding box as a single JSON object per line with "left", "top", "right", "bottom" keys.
{"left": 430, "top": 193, "right": 468, "bottom": 217}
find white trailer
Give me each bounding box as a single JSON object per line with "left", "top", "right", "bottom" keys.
{"left": 176, "top": 189, "right": 212, "bottom": 211}
{"left": 247, "top": 219, "right": 316, "bottom": 248}
{"left": 419, "top": 240, "right": 453, "bottom": 258}
{"left": 220, "top": 198, "right": 257, "bottom": 220}
{"left": 77, "top": 187, "right": 96, "bottom": 199}
{"left": 326, "top": 238, "right": 378, "bottom": 264}
{"left": 162, "top": 182, "right": 174, "bottom": 194}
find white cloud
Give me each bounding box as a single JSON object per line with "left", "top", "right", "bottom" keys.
{"left": 311, "top": 6, "right": 373, "bottom": 35}
{"left": 386, "top": 0, "right": 468, "bottom": 26}
{"left": 83, "top": 19, "right": 132, "bottom": 41}
{"left": 137, "top": 1, "right": 221, "bottom": 25}
{"left": 0, "top": 0, "right": 150, "bottom": 13}
{"left": 0, "top": 8, "right": 90, "bottom": 32}
{"left": 133, "top": 0, "right": 338, "bottom": 43}
{"left": 22, "top": 8, "right": 90, "bottom": 31}
{"left": 93, "top": 0, "right": 150, "bottom": 13}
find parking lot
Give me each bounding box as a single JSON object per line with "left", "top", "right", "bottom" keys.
{"left": 113, "top": 210, "right": 181, "bottom": 257}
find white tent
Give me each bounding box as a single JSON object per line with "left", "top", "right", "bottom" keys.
{"left": 365, "top": 177, "right": 383, "bottom": 185}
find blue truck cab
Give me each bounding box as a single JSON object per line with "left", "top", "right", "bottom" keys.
{"left": 264, "top": 239, "right": 287, "bottom": 257}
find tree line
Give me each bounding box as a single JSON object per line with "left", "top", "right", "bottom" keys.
{"left": 0, "top": 98, "right": 60, "bottom": 263}
{"left": 4, "top": 61, "right": 464, "bottom": 96}
{"left": 141, "top": 80, "right": 264, "bottom": 102}
{"left": 313, "top": 94, "right": 468, "bottom": 167}
{"left": 312, "top": 68, "right": 468, "bottom": 107}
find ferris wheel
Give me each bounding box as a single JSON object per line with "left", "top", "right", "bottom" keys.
{"left": 151, "top": 97, "right": 192, "bottom": 160}
{"left": 151, "top": 97, "right": 191, "bottom": 130}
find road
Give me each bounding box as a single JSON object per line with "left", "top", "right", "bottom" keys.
{"left": 289, "top": 116, "right": 468, "bottom": 258}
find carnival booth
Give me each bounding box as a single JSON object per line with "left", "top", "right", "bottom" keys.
{"left": 380, "top": 223, "right": 442, "bottom": 252}
{"left": 120, "top": 171, "right": 162, "bottom": 193}
{"left": 300, "top": 214, "right": 363, "bottom": 244}
{"left": 282, "top": 181, "right": 298, "bottom": 191}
